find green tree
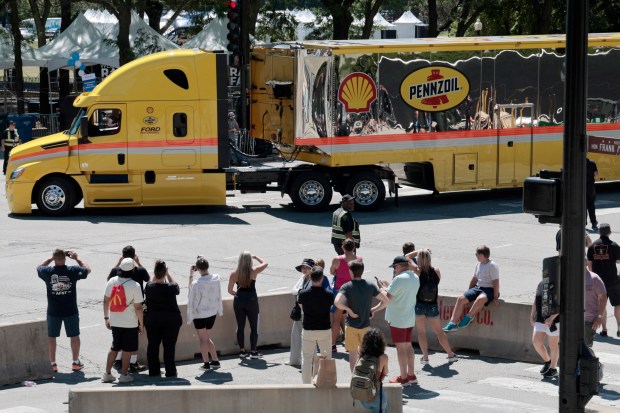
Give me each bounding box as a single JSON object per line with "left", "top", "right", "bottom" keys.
{"left": 321, "top": 0, "right": 355, "bottom": 39}
{"left": 27, "top": 0, "right": 51, "bottom": 113}
{"left": 255, "top": 1, "right": 297, "bottom": 42}
{"left": 7, "top": 0, "right": 25, "bottom": 114}
{"left": 87, "top": 0, "right": 135, "bottom": 65}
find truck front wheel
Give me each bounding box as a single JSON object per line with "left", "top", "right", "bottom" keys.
{"left": 289, "top": 172, "right": 333, "bottom": 211}
{"left": 35, "top": 177, "right": 74, "bottom": 216}
{"left": 346, "top": 172, "right": 385, "bottom": 211}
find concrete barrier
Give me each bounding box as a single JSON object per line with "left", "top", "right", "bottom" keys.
{"left": 0, "top": 319, "right": 53, "bottom": 385}
{"left": 68, "top": 384, "right": 403, "bottom": 413}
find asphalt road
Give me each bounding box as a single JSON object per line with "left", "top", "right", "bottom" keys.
{"left": 1, "top": 177, "right": 619, "bottom": 412}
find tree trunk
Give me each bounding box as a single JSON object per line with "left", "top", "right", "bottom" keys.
{"left": 8, "top": 0, "right": 24, "bottom": 114}
{"left": 28, "top": 0, "right": 51, "bottom": 113}
{"left": 361, "top": 0, "right": 384, "bottom": 40}
{"left": 427, "top": 0, "right": 438, "bottom": 37}
{"left": 331, "top": 9, "right": 354, "bottom": 40}
{"left": 145, "top": 0, "right": 163, "bottom": 33}
{"left": 117, "top": 4, "right": 134, "bottom": 65}
{"left": 246, "top": 0, "right": 260, "bottom": 37}
{"left": 58, "top": 0, "right": 72, "bottom": 98}
{"left": 531, "top": 0, "right": 554, "bottom": 34}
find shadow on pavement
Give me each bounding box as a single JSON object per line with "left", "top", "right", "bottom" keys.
{"left": 46, "top": 371, "right": 101, "bottom": 385}
{"left": 421, "top": 362, "right": 459, "bottom": 378}
{"left": 403, "top": 385, "right": 439, "bottom": 400}
{"left": 194, "top": 370, "right": 233, "bottom": 384}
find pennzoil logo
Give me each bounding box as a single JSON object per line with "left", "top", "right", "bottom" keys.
{"left": 338, "top": 72, "right": 377, "bottom": 113}
{"left": 400, "top": 66, "right": 470, "bottom": 112}
{"left": 143, "top": 116, "right": 158, "bottom": 125}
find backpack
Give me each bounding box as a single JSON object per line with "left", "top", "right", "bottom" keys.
{"left": 110, "top": 279, "right": 132, "bottom": 312}
{"left": 350, "top": 355, "right": 379, "bottom": 402}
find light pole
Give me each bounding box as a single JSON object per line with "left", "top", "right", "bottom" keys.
{"left": 474, "top": 18, "right": 482, "bottom": 36}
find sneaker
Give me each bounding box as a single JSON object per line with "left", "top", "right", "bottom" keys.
{"left": 600, "top": 330, "right": 608, "bottom": 337}
{"left": 332, "top": 344, "right": 337, "bottom": 353}
{"left": 51, "top": 363, "right": 58, "bottom": 372}
{"left": 239, "top": 351, "right": 248, "bottom": 358}
{"left": 129, "top": 363, "right": 147, "bottom": 373}
{"left": 210, "top": 361, "right": 220, "bottom": 369}
{"left": 101, "top": 372, "right": 115, "bottom": 383}
{"left": 447, "top": 354, "right": 459, "bottom": 363}
{"left": 540, "top": 360, "right": 551, "bottom": 374}
{"left": 250, "top": 351, "right": 262, "bottom": 359}
{"left": 443, "top": 322, "right": 459, "bottom": 332}
{"left": 388, "top": 375, "right": 410, "bottom": 386}
{"left": 199, "top": 362, "right": 210, "bottom": 371}
{"left": 420, "top": 357, "right": 429, "bottom": 366}
{"left": 457, "top": 314, "right": 473, "bottom": 328}
{"left": 285, "top": 361, "right": 301, "bottom": 368}
{"left": 72, "top": 361, "right": 84, "bottom": 371}
{"left": 407, "top": 374, "right": 418, "bottom": 384}
{"left": 543, "top": 368, "right": 558, "bottom": 378}
{"left": 118, "top": 374, "right": 133, "bottom": 383}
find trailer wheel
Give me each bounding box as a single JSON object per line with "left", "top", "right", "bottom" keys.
{"left": 35, "top": 177, "right": 74, "bottom": 216}
{"left": 289, "top": 172, "right": 333, "bottom": 211}
{"left": 346, "top": 172, "right": 385, "bottom": 211}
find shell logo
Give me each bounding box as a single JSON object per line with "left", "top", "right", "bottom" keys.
{"left": 338, "top": 72, "right": 377, "bottom": 113}
{"left": 400, "top": 66, "right": 470, "bottom": 112}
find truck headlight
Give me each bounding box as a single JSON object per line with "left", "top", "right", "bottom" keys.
{"left": 10, "top": 167, "right": 25, "bottom": 180}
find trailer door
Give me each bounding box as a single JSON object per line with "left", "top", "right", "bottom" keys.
{"left": 497, "top": 127, "right": 533, "bottom": 185}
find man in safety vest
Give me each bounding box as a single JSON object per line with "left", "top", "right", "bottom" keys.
{"left": 2, "top": 121, "right": 21, "bottom": 175}
{"left": 331, "top": 194, "right": 360, "bottom": 254}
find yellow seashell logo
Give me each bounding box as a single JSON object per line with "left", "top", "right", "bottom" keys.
{"left": 338, "top": 72, "right": 377, "bottom": 113}
{"left": 400, "top": 66, "right": 470, "bottom": 112}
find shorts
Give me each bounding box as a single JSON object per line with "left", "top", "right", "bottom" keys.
{"left": 584, "top": 321, "right": 596, "bottom": 348}
{"left": 47, "top": 314, "right": 80, "bottom": 338}
{"left": 344, "top": 326, "right": 369, "bottom": 352}
{"left": 415, "top": 302, "right": 439, "bottom": 318}
{"left": 193, "top": 315, "right": 216, "bottom": 330}
{"left": 463, "top": 286, "right": 495, "bottom": 305}
{"left": 390, "top": 326, "right": 413, "bottom": 343}
{"left": 111, "top": 326, "right": 139, "bottom": 352}
{"left": 605, "top": 282, "right": 620, "bottom": 306}
{"left": 533, "top": 322, "right": 560, "bottom": 337}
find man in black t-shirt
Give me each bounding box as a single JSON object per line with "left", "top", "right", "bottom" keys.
{"left": 37, "top": 249, "right": 91, "bottom": 372}
{"left": 297, "top": 266, "right": 334, "bottom": 384}
{"left": 587, "top": 223, "right": 620, "bottom": 337}
{"left": 107, "top": 245, "right": 149, "bottom": 371}
{"left": 530, "top": 280, "right": 559, "bottom": 377}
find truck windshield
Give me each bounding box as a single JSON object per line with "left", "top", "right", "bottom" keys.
{"left": 67, "top": 108, "right": 86, "bottom": 135}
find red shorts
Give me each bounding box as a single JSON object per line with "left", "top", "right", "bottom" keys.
{"left": 389, "top": 326, "right": 413, "bottom": 343}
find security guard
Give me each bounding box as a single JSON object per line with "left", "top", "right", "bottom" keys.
{"left": 331, "top": 194, "right": 360, "bottom": 254}
{"left": 2, "top": 121, "right": 21, "bottom": 175}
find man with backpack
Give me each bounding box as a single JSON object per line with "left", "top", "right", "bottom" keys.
{"left": 102, "top": 258, "right": 144, "bottom": 383}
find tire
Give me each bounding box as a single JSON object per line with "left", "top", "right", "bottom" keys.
{"left": 35, "top": 177, "right": 74, "bottom": 216}
{"left": 346, "top": 172, "right": 386, "bottom": 211}
{"left": 289, "top": 172, "right": 333, "bottom": 211}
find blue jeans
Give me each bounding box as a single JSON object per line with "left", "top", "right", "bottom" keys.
{"left": 360, "top": 387, "right": 388, "bottom": 413}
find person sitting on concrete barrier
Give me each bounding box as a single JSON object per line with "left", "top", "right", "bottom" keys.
{"left": 298, "top": 266, "right": 334, "bottom": 384}
{"left": 530, "top": 280, "right": 559, "bottom": 378}
{"left": 443, "top": 245, "right": 500, "bottom": 332}
{"left": 102, "top": 258, "right": 144, "bottom": 384}
{"left": 414, "top": 249, "right": 458, "bottom": 366}
{"left": 37, "top": 249, "right": 91, "bottom": 373}
{"left": 353, "top": 328, "right": 389, "bottom": 413}
{"left": 144, "top": 260, "right": 182, "bottom": 377}
{"left": 228, "top": 252, "right": 268, "bottom": 359}
{"left": 336, "top": 259, "right": 388, "bottom": 372}
{"left": 188, "top": 256, "right": 223, "bottom": 372}
{"left": 329, "top": 238, "right": 361, "bottom": 353}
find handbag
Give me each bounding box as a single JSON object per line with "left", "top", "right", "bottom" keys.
{"left": 290, "top": 301, "right": 301, "bottom": 321}
{"left": 312, "top": 355, "right": 337, "bottom": 388}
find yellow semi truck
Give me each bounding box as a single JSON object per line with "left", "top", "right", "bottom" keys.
{"left": 6, "top": 33, "right": 620, "bottom": 215}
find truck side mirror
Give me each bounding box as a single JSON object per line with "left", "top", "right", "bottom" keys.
{"left": 80, "top": 116, "right": 89, "bottom": 138}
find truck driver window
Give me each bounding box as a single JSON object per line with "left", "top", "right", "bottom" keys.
{"left": 87, "top": 109, "right": 121, "bottom": 138}
{"left": 173, "top": 113, "right": 187, "bottom": 137}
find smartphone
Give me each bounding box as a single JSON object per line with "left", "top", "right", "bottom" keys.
{"left": 374, "top": 276, "right": 382, "bottom": 288}
{"left": 191, "top": 265, "right": 197, "bottom": 271}
{"left": 64, "top": 250, "right": 71, "bottom": 256}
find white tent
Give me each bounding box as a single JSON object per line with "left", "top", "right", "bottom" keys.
{"left": 32, "top": 13, "right": 118, "bottom": 70}
{"left": 292, "top": 8, "right": 317, "bottom": 41}
{"left": 182, "top": 18, "right": 227, "bottom": 50}
{"left": 393, "top": 11, "right": 425, "bottom": 39}
{"left": 0, "top": 27, "right": 39, "bottom": 69}
{"left": 107, "top": 11, "right": 179, "bottom": 54}
{"left": 352, "top": 13, "right": 396, "bottom": 39}
{"left": 84, "top": 9, "right": 117, "bottom": 37}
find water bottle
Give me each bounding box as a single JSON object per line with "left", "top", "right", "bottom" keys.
{"left": 22, "top": 381, "right": 36, "bottom": 387}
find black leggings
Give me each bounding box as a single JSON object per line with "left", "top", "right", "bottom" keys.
{"left": 144, "top": 312, "right": 182, "bottom": 377}
{"left": 233, "top": 292, "right": 259, "bottom": 351}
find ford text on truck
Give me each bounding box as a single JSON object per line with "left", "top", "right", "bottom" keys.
{"left": 6, "top": 33, "right": 620, "bottom": 215}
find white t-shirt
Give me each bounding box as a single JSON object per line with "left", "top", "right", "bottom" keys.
{"left": 474, "top": 260, "right": 500, "bottom": 288}
{"left": 105, "top": 276, "right": 143, "bottom": 328}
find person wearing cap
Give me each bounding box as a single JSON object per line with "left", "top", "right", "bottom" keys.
{"left": 102, "top": 257, "right": 144, "bottom": 383}
{"left": 37, "top": 249, "right": 91, "bottom": 373}
{"left": 587, "top": 223, "right": 620, "bottom": 337}
{"left": 297, "top": 266, "right": 335, "bottom": 383}
{"left": 107, "top": 246, "right": 150, "bottom": 372}
{"left": 335, "top": 259, "right": 388, "bottom": 371}
{"left": 443, "top": 245, "right": 500, "bottom": 333}
{"left": 288, "top": 258, "right": 331, "bottom": 367}
{"left": 331, "top": 194, "right": 360, "bottom": 255}
{"left": 378, "top": 255, "right": 419, "bottom": 386}
{"left": 2, "top": 120, "right": 21, "bottom": 175}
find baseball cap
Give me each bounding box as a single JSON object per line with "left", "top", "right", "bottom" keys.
{"left": 119, "top": 258, "right": 135, "bottom": 271}
{"left": 341, "top": 194, "right": 354, "bottom": 203}
{"left": 228, "top": 111, "right": 236, "bottom": 118}
{"left": 296, "top": 258, "right": 316, "bottom": 272}
{"left": 599, "top": 223, "right": 611, "bottom": 234}
{"left": 389, "top": 256, "right": 409, "bottom": 268}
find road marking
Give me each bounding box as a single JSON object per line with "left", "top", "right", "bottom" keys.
{"left": 224, "top": 256, "right": 238, "bottom": 260}
{"left": 414, "top": 389, "right": 550, "bottom": 412}
{"left": 596, "top": 207, "right": 620, "bottom": 216}
{"left": 80, "top": 324, "right": 100, "bottom": 330}
{"left": 300, "top": 242, "right": 321, "bottom": 247}
{"left": 493, "top": 244, "right": 513, "bottom": 249}
{"left": 598, "top": 352, "right": 620, "bottom": 365}
{"left": 268, "top": 287, "right": 288, "bottom": 292}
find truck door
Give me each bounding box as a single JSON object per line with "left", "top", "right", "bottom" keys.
{"left": 78, "top": 105, "right": 128, "bottom": 174}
